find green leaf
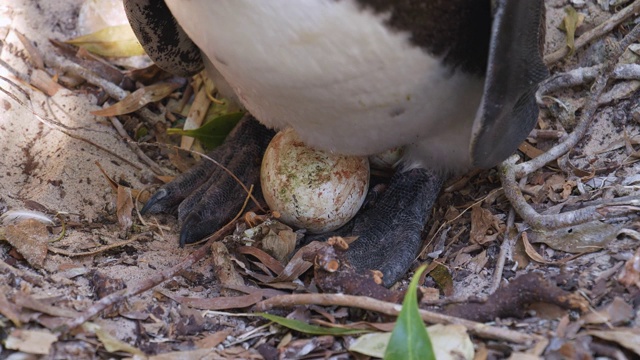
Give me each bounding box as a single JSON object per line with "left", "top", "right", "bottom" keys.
{"left": 167, "top": 112, "right": 243, "bottom": 149}
{"left": 559, "top": 6, "right": 585, "bottom": 57}
{"left": 258, "top": 313, "right": 369, "bottom": 336}
{"left": 384, "top": 265, "right": 435, "bottom": 360}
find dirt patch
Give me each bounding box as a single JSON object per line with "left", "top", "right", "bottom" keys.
{"left": 1, "top": 0, "right": 640, "bottom": 359}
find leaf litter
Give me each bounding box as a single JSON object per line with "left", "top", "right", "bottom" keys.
{"left": 1, "top": 0, "right": 640, "bottom": 358}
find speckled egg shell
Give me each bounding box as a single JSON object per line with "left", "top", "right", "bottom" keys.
{"left": 261, "top": 128, "right": 369, "bottom": 233}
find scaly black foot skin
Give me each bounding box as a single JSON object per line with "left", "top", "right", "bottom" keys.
{"left": 308, "top": 168, "right": 444, "bottom": 287}
{"left": 141, "top": 116, "right": 275, "bottom": 246}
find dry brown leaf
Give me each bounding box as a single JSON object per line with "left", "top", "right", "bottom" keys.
{"left": 545, "top": 173, "right": 569, "bottom": 202}
{"left": 522, "top": 232, "right": 553, "bottom": 264}
{"left": 512, "top": 231, "right": 531, "bottom": 269}
{"left": 116, "top": 185, "right": 134, "bottom": 231}
{"left": 95, "top": 161, "right": 118, "bottom": 191}
{"left": 149, "top": 348, "right": 263, "bottom": 359}
{"left": 95, "top": 161, "right": 148, "bottom": 204}
{"left": 30, "top": 69, "right": 61, "bottom": 96}
{"left": 518, "top": 141, "right": 545, "bottom": 159}
{"left": 152, "top": 175, "right": 174, "bottom": 185}
{"left": 195, "top": 329, "right": 232, "bottom": 349}
{"left": 210, "top": 242, "right": 245, "bottom": 297}
{"left": 588, "top": 328, "right": 640, "bottom": 356}
{"left": 269, "top": 241, "right": 326, "bottom": 283}
{"left": 5, "top": 329, "right": 58, "bottom": 355}
{"left": 467, "top": 249, "right": 488, "bottom": 274}
{"left": 280, "top": 336, "right": 335, "bottom": 359}
{"left": 0, "top": 291, "right": 21, "bottom": 327}
{"left": 470, "top": 205, "right": 502, "bottom": 244}
{"left": 261, "top": 225, "right": 297, "bottom": 263}
{"left": 582, "top": 297, "right": 634, "bottom": 325}
{"left": 14, "top": 30, "right": 44, "bottom": 69}
{"left": 527, "top": 221, "right": 620, "bottom": 254}
{"left": 521, "top": 232, "right": 587, "bottom": 265}
{"left": 5, "top": 219, "right": 49, "bottom": 269}
{"left": 560, "top": 179, "right": 577, "bottom": 200}
{"left": 16, "top": 293, "right": 82, "bottom": 318}
{"left": 84, "top": 323, "right": 144, "bottom": 356}
{"left": 618, "top": 247, "right": 640, "bottom": 288}
{"left": 232, "top": 257, "right": 277, "bottom": 284}
{"left": 223, "top": 284, "right": 288, "bottom": 299}
{"left": 236, "top": 245, "right": 285, "bottom": 275}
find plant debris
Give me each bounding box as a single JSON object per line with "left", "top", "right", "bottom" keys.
{"left": 1, "top": 0, "right": 640, "bottom": 358}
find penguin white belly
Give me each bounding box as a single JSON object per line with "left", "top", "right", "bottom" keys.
{"left": 164, "top": 0, "right": 484, "bottom": 169}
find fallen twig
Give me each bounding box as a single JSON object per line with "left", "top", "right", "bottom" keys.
{"left": 490, "top": 208, "right": 516, "bottom": 294}
{"left": 500, "top": 23, "right": 640, "bottom": 230}
{"left": 502, "top": 156, "right": 640, "bottom": 230}
{"left": 108, "top": 116, "right": 165, "bottom": 176}
{"left": 42, "top": 51, "right": 165, "bottom": 126}
{"left": 537, "top": 63, "right": 640, "bottom": 106}
{"left": 255, "top": 293, "right": 540, "bottom": 344}
{"left": 544, "top": 0, "right": 640, "bottom": 65}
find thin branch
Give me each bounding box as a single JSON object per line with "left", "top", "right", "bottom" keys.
{"left": 536, "top": 63, "right": 640, "bottom": 105}
{"left": 519, "top": 23, "right": 640, "bottom": 177}
{"left": 544, "top": 0, "right": 640, "bottom": 65}
{"left": 108, "top": 116, "right": 166, "bottom": 176}
{"left": 42, "top": 51, "right": 165, "bottom": 125}
{"left": 255, "top": 293, "right": 541, "bottom": 344}
{"left": 490, "top": 208, "right": 515, "bottom": 294}
{"left": 501, "top": 23, "right": 640, "bottom": 230}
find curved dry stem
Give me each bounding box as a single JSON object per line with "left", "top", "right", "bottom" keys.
{"left": 519, "top": 24, "right": 640, "bottom": 177}
{"left": 501, "top": 156, "right": 640, "bottom": 230}
{"left": 536, "top": 63, "right": 640, "bottom": 105}
{"left": 255, "top": 293, "right": 540, "bottom": 344}
{"left": 502, "top": 23, "right": 640, "bottom": 230}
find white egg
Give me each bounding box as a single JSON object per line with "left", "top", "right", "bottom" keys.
{"left": 261, "top": 128, "right": 369, "bottom": 233}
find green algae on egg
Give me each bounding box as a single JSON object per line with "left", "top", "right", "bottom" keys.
{"left": 261, "top": 128, "right": 369, "bottom": 233}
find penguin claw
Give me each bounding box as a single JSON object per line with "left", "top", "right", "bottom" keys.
{"left": 179, "top": 212, "right": 203, "bottom": 247}
{"left": 140, "top": 188, "right": 169, "bottom": 215}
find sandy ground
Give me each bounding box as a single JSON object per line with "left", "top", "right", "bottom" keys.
{"left": 1, "top": 0, "right": 640, "bottom": 358}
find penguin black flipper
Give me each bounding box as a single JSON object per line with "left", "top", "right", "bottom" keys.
{"left": 471, "top": 0, "right": 548, "bottom": 168}
{"left": 124, "top": 0, "right": 202, "bottom": 77}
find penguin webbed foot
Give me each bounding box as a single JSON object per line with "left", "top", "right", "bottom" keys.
{"left": 307, "top": 168, "right": 445, "bottom": 287}
{"left": 141, "top": 116, "right": 275, "bottom": 246}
